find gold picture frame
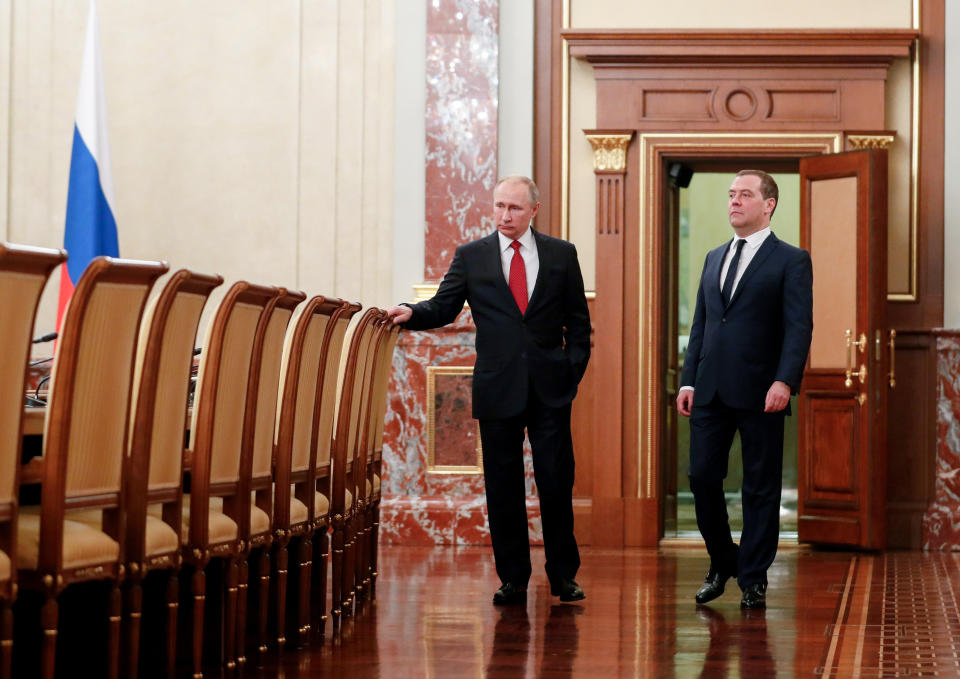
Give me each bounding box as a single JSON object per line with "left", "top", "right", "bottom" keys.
{"left": 426, "top": 365, "right": 484, "bottom": 475}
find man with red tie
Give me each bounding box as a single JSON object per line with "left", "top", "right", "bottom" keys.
{"left": 386, "top": 175, "right": 591, "bottom": 605}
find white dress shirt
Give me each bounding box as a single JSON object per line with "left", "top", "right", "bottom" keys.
{"left": 498, "top": 227, "right": 539, "bottom": 302}
{"left": 718, "top": 226, "right": 771, "bottom": 298}
{"left": 680, "top": 226, "right": 772, "bottom": 393}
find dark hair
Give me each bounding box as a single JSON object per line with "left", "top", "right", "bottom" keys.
{"left": 736, "top": 169, "right": 779, "bottom": 218}
{"left": 495, "top": 175, "right": 540, "bottom": 206}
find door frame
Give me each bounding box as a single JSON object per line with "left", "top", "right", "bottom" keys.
{"left": 620, "top": 133, "right": 842, "bottom": 545}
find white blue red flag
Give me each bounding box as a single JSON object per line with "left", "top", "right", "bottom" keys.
{"left": 57, "top": 0, "right": 118, "bottom": 328}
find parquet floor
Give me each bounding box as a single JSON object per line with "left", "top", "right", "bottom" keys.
{"left": 237, "top": 545, "right": 960, "bottom": 678}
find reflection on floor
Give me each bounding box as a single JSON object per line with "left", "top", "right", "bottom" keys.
{"left": 244, "top": 545, "right": 960, "bottom": 678}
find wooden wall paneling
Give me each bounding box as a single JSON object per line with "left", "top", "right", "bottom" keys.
{"left": 885, "top": 331, "right": 936, "bottom": 549}
{"left": 583, "top": 131, "right": 633, "bottom": 547}
{"left": 885, "top": 0, "right": 944, "bottom": 548}
{"left": 570, "top": 298, "right": 596, "bottom": 545}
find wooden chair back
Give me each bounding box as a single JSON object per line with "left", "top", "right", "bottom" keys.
{"left": 35, "top": 256, "right": 167, "bottom": 577}
{"left": 311, "top": 302, "right": 359, "bottom": 518}
{"left": 366, "top": 321, "right": 399, "bottom": 496}
{"left": 124, "top": 269, "right": 222, "bottom": 569}
{"left": 0, "top": 243, "right": 65, "bottom": 587}
{"left": 241, "top": 289, "right": 305, "bottom": 540}
{"left": 187, "top": 282, "right": 277, "bottom": 550}
{"left": 273, "top": 296, "right": 342, "bottom": 530}
{"left": 331, "top": 309, "right": 380, "bottom": 519}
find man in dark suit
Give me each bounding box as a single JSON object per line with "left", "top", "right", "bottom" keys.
{"left": 386, "top": 175, "right": 591, "bottom": 605}
{"left": 676, "top": 170, "right": 813, "bottom": 610}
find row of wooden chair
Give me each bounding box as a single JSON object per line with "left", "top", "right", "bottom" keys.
{"left": 0, "top": 243, "right": 398, "bottom": 679}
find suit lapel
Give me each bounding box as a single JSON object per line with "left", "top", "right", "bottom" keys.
{"left": 525, "top": 230, "right": 550, "bottom": 314}
{"left": 727, "top": 233, "right": 779, "bottom": 309}
{"left": 706, "top": 240, "right": 730, "bottom": 310}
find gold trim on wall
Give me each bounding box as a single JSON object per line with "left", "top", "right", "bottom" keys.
{"left": 426, "top": 365, "right": 483, "bottom": 475}
{"left": 636, "top": 132, "right": 842, "bottom": 500}
{"left": 584, "top": 133, "right": 633, "bottom": 172}
{"left": 848, "top": 134, "right": 896, "bottom": 150}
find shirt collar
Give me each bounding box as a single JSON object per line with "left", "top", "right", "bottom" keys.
{"left": 499, "top": 226, "right": 536, "bottom": 253}
{"left": 732, "top": 226, "right": 771, "bottom": 251}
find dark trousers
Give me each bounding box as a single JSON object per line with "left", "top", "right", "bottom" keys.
{"left": 478, "top": 390, "right": 580, "bottom": 586}
{"left": 688, "top": 397, "right": 785, "bottom": 589}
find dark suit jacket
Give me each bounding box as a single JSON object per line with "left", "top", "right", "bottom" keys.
{"left": 403, "top": 230, "right": 591, "bottom": 420}
{"left": 680, "top": 232, "right": 813, "bottom": 412}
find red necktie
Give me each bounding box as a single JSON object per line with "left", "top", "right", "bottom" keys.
{"left": 508, "top": 240, "right": 528, "bottom": 314}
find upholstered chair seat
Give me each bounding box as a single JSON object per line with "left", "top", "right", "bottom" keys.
{"left": 17, "top": 507, "right": 121, "bottom": 571}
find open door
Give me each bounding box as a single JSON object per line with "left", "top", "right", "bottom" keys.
{"left": 797, "top": 149, "right": 890, "bottom": 549}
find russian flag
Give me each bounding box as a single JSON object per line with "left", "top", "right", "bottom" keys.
{"left": 56, "top": 0, "right": 118, "bottom": 329}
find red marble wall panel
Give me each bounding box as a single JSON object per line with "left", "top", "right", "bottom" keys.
{"left": 922, "top": 333, "right": 960, "bottom": 549}
{"left": 423, "top": 0, "right": 499, "bottom": 281}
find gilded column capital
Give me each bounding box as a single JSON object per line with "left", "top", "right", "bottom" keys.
{"left": 584, "top": 130, "right": 634, "bottom": 173}
{"left": 847, "top": 133, "right": 895, "bottom": 150}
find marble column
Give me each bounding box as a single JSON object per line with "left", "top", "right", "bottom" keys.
{"left": 922, "top": 330, "right": 960, "bottom": 549}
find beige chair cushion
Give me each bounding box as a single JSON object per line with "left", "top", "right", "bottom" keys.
{"left": 290, "top": 498, "right": 308, "bottom": 525}
{"left": 71, "top": 509, "right": 180, "bottom": 558}
{"left": 315, "top": 493, "right": 330, "bottom": 516}
{"left": 18, "top": 507, "right": 120, "bottom": 570}
{"left": 148, "top": 496, "right": 239, "bottom": 545}
{"left": 0, "top": 549, "right": 9, "bottom": 582}
{"left": 363, "top": 475, "right": 381, "bottom": 496}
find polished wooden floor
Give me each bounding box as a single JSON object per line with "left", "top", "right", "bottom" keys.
{"left": 237, "top": 544, "right": 960, "bottom": 678}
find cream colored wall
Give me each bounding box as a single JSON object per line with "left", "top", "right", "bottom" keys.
{"left": 1, "top": 0, "right": 395, "bottom": 339}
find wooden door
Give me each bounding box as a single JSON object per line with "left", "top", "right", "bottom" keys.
{"left": 797, "top": 150, "right": 889, "bottom": 549}
{"left": 662, "top": 182, "right": 681, "bottom": 534}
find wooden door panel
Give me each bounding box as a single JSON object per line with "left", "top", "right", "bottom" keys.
{"left": 798, "top": 149, "right": 888, "bottom": 549}
{"left": 803, "top": 392, "right": 859, "bottom": 506}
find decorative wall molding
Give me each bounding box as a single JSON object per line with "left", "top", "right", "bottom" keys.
{"left": 584, "top": 131, "right": 633, "bottom": 173}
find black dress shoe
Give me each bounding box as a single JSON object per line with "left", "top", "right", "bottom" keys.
{"left": 550, "top": 579, "right": 586, "bottom": 602}
{"left": 493, "top": 582, "right": 527, "bottom": 605}
{"left": 740, "top": 582, "right": 767, "bottom": 609}
{"left": 695, "top": 570, "right": 732, "bottom": 605}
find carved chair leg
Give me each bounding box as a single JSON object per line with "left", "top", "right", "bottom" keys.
{"left": 297, "top": 536, "right": 312, "bottom": 645}
{"left": 191, "top": 568, "right": 206, "bottom": 679}
{"left": 223, "top": 559, "right": 239, "bottom": 671}
{"left": 0, "top": 599, "right": 12, "bottom": 679}
{"left": 165, "top": 573, "right": 178, "bottom": 679}
{"left": 107, "top": 581, "right": 122, "bottom": 679}
{"left": 123, "top": 579, "right": 143, "bottom": 679}
{"left": 313, "top": 526, "right": 329, "bottom": 638}
{"left": 235, "top": 557, "right": 249, "bottom": 668}
{"left": 371, "top": 501, "right": 381, "bottom": 600}
{"left": 256, "top": 549, "right": 270, "bottom": 664}
{"left": 331, "top": 523, "right": 344, "bottom": 632}
{"left": 274, "top": 542, "right": 289, "bottom": 648}
{"left": 40, "top": 593, "right": 58, "bottom": 679}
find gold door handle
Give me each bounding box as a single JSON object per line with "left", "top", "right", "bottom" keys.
{"left": 845, "top": 329, "right": 868, "bottom": 388}
{"left": 889, "top": 329, "right": 896, "bottom": 388}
